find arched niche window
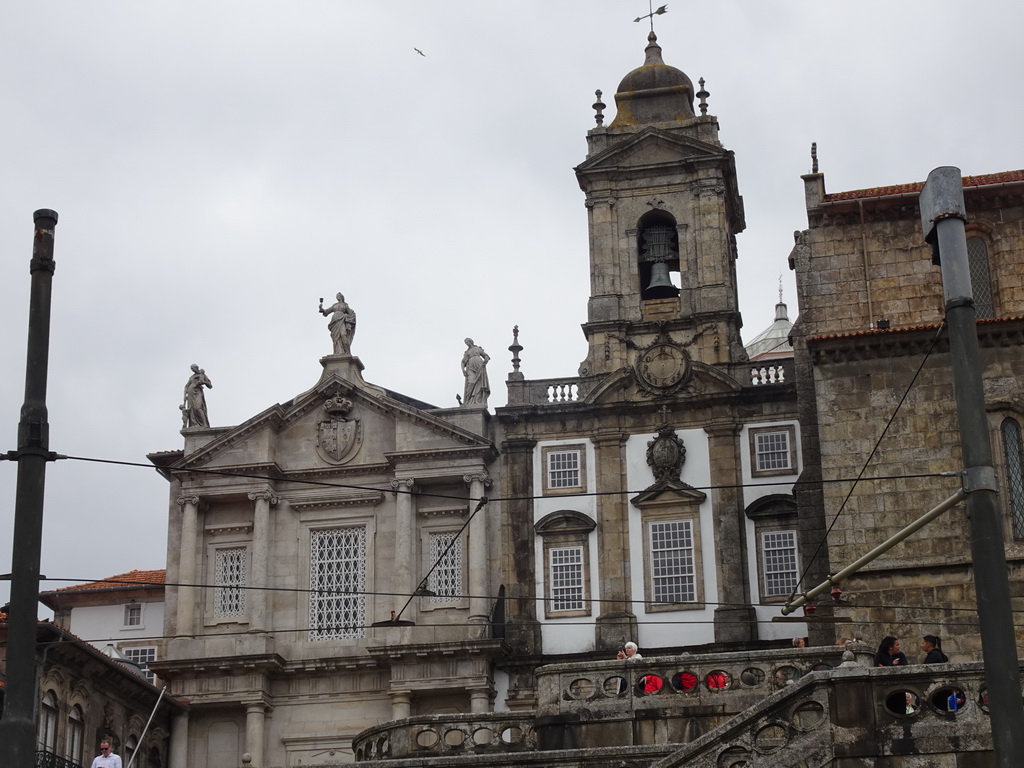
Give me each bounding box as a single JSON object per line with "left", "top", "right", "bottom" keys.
{"left": 66, "top": 705, "right": 84, "bottom": 764}
{"left": 745, "top": 495, "right": 800, "bottom": 602}
{"left": 637, "top": 210, "right": 681, "bottom": 301}
{"left": 126, "top": 734, "right": 140, "bottom": 767}
{"left": 38, "top": 690, "right": 59, "bottom": 753}
{"left": 966, "top": 236, "right": 994, "bottom": 319}
{"left": 536, "top": 510, "right": 596, "bottom": 618}
{"left": 1001, "top": 417, "right": 1024, "bottom": 539}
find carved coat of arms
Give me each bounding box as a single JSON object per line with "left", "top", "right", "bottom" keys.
{"left": 316, "top": 395, "right": 361, "bottom": 464}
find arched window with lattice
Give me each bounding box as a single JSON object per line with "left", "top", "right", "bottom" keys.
{"left": 967, "top": 236, "right": 994, "bottom": 319}
{"left": 1001, "top": 417, "right": 1024, "bottom": 539}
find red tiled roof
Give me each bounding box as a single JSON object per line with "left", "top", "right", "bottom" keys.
{"left": 823, "top": 169, "right": 1024, "bottom": 202}
{"left": 54, "top": 569, "right": 166, "bottom": 593}
{"left": 806, "top": 315, "right": 1023, "bottom": 343}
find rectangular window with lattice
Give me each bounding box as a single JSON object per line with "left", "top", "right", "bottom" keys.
{"left": 649, "top": 519, "right": 696, "bottom": 604}
{"left": 123, "top": 602, "right": 142, "bottom": 628}
{"left": 541, "top": 444, "right": 587, "bottom": 495}
{"left": 750, "top": 425, "right": 798, "bottom": 477}
{"left": 309, "top": 527, "right": 366, "bottom": 640}
{"left": 762, "top": 530, "right": 799, "bottom": 597}
{"left": 214, "top": 547, "right": 247, "bottom": 618}
{"left": 549, "top": 546, "right": 584, "bottom": 612}
{"left": 427, "top": 531, "right": 463, "bottom": 602}
{"left": 1001, "top": 417, "right": 1024, "bottom": 539}
{"left": 122, "top": 646, "right": 158, "bottom": 684}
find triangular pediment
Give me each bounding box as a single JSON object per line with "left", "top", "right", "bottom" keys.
{"left": 575, "top": 127, "right": 727, "bottom": 174}
{"left": 584, "top": 362, "right": 744, "bottom": 406}
{"left": 174, "top": 374, "right": 493, "bottom": 474}
{"left": 631, "top": 478, "right": 707, "bottom": 507}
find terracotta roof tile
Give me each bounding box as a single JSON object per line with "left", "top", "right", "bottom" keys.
{"left": 54, "top": 569, "right": 166, "bottom": 593}
{"left": 823, "top": 169, "right": 1024, "bottom": 202}
{"left": 806, "top": 315, "right": 1023, "bottom": 343}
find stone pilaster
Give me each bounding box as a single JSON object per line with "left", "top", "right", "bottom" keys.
{"left": 247, "top": 489, "right": 279, "bottom": 633}
{"left": 244, "top": 703, "right": 267, "bottom": 767}
{"left": 169, "top": 710, "right": 188, "bottom": 768}
{"left": 464, "top": 471, "right": 493, "bottom": 626}
{"left": 704, "top": 422, "right": 756, "bottom": 642}
{"left": 592, "top": 432, "right": 637, "bottom": 650}
{"left": 175, "top": 495, "right": 200, "bottom": 637}
{"left": 390, "top": 478, "right": 417, "bottom": 623}
{"left": 499, "top": 438, "right": 541, "bottom": 657}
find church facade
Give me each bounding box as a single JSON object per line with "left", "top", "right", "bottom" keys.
{"left": 147, "top": 31, "right": 803, "bottom": 767}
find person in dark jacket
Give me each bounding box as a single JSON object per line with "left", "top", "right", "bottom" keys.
{"left": 922, "top": 634, "right": 949, "bottom": 664}
{"left": 874, "top": 636, "right": 909, "bottom": 667}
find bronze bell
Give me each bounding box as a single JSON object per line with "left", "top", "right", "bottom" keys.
{"left": 645, "top": 261, "right": 679, "bottom": 298}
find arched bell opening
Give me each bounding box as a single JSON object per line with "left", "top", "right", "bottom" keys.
{"left": 637, "top": 210, "right": 681, "bottom": 301}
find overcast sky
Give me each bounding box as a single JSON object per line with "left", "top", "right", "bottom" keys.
{"left": 2, "top": 1, "right": 1022, "bottom": 611}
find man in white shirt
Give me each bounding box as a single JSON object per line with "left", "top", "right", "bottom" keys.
{"left": 90, "top": 740, "right": 123, "bottom": 768}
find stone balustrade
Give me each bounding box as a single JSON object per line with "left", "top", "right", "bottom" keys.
{"left": 750, "top": 364, "right": 787, "bottom": 385}
{"left": 505, "top": 377, "right": 588, "bottom": 406}
{"left": 351, "top": 711, "right": 535, "bottom": 762}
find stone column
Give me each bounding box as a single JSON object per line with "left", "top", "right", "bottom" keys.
{"left": 464, "top": 472, "right": 493, "bottom": 626}
{"left": 390, "top": 691, "right": 412, "bottom": 721}
{"left": 169, "top": 711, "right": 189, "bottom": 768}
{"left": 469, "top": 687, "right": 491, "bottom": 714}
{"left": 390, "top": 478, "right": 417, "bottom": 622}
{"left": 247, "top": 490, "right": 278, "bottom": 633}
{"left": 244, "top": 703, "right": 267, "bottom": 768}
{"left": 175, "top": 495, "right": 200, "bottom": 637}
{"left": 592, "top": 432, "right": 637, "bottom": 650}
{"left": 704, "top": 423, "right": 756, "bottom": 642}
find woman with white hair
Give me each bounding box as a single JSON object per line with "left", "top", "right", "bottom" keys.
{"left": 617, "top": 641, "right": 642, "bottom": 660}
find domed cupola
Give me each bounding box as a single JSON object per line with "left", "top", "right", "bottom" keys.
{"left": 610, "top": 31, "right": 695, "bottom": 127}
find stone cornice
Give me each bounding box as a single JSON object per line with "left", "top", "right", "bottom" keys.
{"left": 149, "top": 653, "right": 286, "bottom": 679}
{"left": 384, "top": 445, "right": 499, "bottom": 466}
{"left": 287, "top": 491, "right": 386, "bottom": 511}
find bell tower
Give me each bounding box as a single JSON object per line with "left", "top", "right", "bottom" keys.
{"left": 575, "top": 32, "right": 746, "bottom": 380}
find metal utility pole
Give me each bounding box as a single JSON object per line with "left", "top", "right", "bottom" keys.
{"left": 920, "top": 167, "right": 1024, "bottom": 766}
{"left": 0, "top": 209, "right": 60, "bottom": 767}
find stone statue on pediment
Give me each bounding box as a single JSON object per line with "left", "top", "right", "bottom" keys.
{"left": 181, "top": 364, "right": 212, "bottom": 428}
{"left": 319, "top": 293, "right": 357, "bottom": 355}
{"left": 461, "top": 338, "right": 490, "bottom": 407}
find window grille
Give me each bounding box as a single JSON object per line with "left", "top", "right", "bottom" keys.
{"left": 650, "top": 520, "right": 696, "bottom": 603}
{"left": 755, "top": 431, "right": 791, "bottom": 472}
{"left": 549, "top": 546, "right": 584, "bottom": 611}
{"left": 762, "top": 530, "right": 799, "bottom": 596}
{"left": 123, "top": 646, "right": 158, "bottom": 684}
{"left": 548, "top": 450, "right": 581, "bottom": 489}
{"left": 123, "top": 602, "right": 142, "bottom": 627}
{"left": 967, "top": 237, "right": 994, "bottom": 319}
{"left": 214, "top": 547, "right": 247, "bottom": 618}
{"left": 309, "top": 527, "right": 367, "bottom": 640}
{"left": 1002, "top": 418, "right": 1024, "bottom": 539}
{"left": 427, "top": 531, "right": 462, "bottom": 601}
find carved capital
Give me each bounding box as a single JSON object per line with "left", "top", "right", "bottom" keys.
{"left": 247, "top": 489, "right": 280, "bottom": 505}
{"left": 176, "top": 494, "right": 200, "bottom": 508}
{"left": 463, "top": 472, "right": 492, "bottom": 488}
{"left": 390, "top": 478, "right": 417, "bottom": 493}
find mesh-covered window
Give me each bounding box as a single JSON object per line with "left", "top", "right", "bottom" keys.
{"left": 1002, "top": 418, "right": 1024, "bottom": 539}
{"left": 309, "top": 527, "right": 366, "bottom": 640}
{"left": 762, "top": 530, "right": 799, "bottom": 596}
{"left": 650, "top": 520, "right": 696, "bottom": 603}
{"left": 123, "top": 646, "right": 158, "bottom": 684}
{"left": 427, "top": 531, "right": 462, "bottom": 602}
{"left": 548, "top": 450, "right": 581, "bottom": 489}
{"left": 755, "top": 431, "right": 791, "bottom": 472}
{"left": 549, "top": 546, "right": 584, "bottom": 611}
{"left": 967, "top": 237, "right": 994, "bottom": 319}
{"left": 214, "top": 547, "right": 247, "bottom": 618}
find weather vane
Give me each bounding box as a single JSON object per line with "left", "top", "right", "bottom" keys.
{"left": 634, "top": 2, "right": 668, "bottom": 32}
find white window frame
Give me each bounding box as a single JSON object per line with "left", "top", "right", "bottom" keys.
{"left": 549, "top": 546, "right": 585, "bottom": 613}
{"left": 122, "top": 646, "right": 158, "bottom": 685}
{"left": 39, "top": 690, "right": 59, "bottom": 753}
{"left": 536, "top": 509, "right": 595, "bottom": 619}
{"left": 648, "top": 519, "right": 698, "bottom": 605}
{"left": 65, "top": 704, "right": 84, "bottom": 764}
{"left": 123, "top": 602, "right": 143, "bottom": 628}
{"left": 308, "top": 525, "right": 368, "bottom": 640}
{"left": 749, "top": 425, "right": 798, "bottom": 477}
{"left": 761, "top": 529, "right": 800, "bottom": 598}
{"left": 541, "top": 444, "right": 587, "bottom": 495}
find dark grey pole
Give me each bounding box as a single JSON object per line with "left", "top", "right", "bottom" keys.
{"left": 0, "top": 209, "right": 60, "bottom": 767}
{"left": 920, "top": 167, "right": 1024, "bottom": 765}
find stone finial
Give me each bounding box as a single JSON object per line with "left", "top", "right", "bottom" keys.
{"left": 592, "top": 90, "right": 606, "bottom": 126}
{"left": 696, "top": 77, "right": 709, "bottom": 116}
{"left": 508, "top": 325, "right": 523, "bottom": 374}
{"left": 811, "top": 142, "right": 818, "bottom": 174}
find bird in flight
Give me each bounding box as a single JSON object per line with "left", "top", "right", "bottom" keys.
{"left": 414, "top": 48, "right": 425, "bottom": 56}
